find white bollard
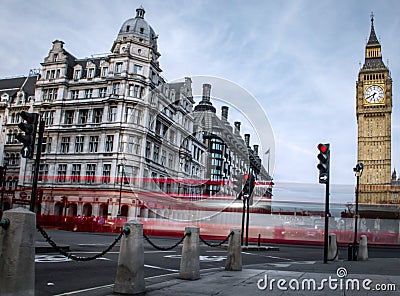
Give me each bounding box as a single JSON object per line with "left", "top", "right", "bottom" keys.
{"left": 179, "top": 226, "right": 200, "bottom": 280}
{"left": 225, "top": 229, "right": 242, "bottom": 271}
{"left": 327, "top": 233, "right": 338, "bottom": 261}
{"left": 0, "top": 208, "right": 35, "bottom": 296}
{"left": 114, "top": 221, "right": 145, "bottom": 295}
{"left": 357, "top": 235, "right": 368, "bottom": 261}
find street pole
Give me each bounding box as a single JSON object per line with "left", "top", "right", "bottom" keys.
{"left": 29, "top": 120, "right": 44, "bottom": 213}
{"left": 353, "top": 163, "right": 364, "bottom": 261}
{"left": 0, "top": 162, "right": 7, "bottom": 212}
{"left": 323, "top": 178, "right": 330, "bottom": 264}
{"left": 245, "top": 194, "right": 250, "bottom": 246}
{"left": 118, "top": 163, "right": 126, "bottom": 216}
{"left": 241, "top": 197, "right": 245, "bottom": 245}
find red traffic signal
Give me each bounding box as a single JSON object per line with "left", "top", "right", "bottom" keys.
{"left": 317, "top": 143, "right": 330, "bottom": 184}
{"left": 318, "top": 143, "right": 328, "bottom": 153}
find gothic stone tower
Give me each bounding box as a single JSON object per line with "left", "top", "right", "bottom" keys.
{"left": 356, "top": 14, "right": 393, "bottom": 204}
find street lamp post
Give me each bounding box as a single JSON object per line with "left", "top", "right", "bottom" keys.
{"left": 352, "top": 162, "right": 364, "bottom": 261}
{"left": 118, "top": 161, "right": 125, "bottom": 217}
{"left": 0, "top": 160, "right": 8, "bottom": 212}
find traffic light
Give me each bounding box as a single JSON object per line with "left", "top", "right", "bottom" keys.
{"left": 242, "top": 173, "right": 250, "bottom": 196}
{"left": 15, "top": 111, "right": 38, "bottom": 159}
{"left": 243, "top": 173, "right": 255, "bottom": 197}
{"left": 317, "top": 143, "right": 330, "bottom": 184}
{"left": 248, "top": 173, "right": 255, "bottom": 196}
{"left": 233, "top": 173, "right": 244, "bottom": 199}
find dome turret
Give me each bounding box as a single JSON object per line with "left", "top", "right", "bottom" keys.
{"left": 112, "top": 6, "right": 158, "bottom": 53}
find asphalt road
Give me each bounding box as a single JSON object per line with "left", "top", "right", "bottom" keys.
{"left": 34, "top": 229, "right": 400, "bottom": 296}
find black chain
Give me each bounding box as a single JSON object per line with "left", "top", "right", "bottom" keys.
{"left": 199, "top": 231, "right": 234, "bottom": 247}
{"left": 143, "top": 232, "right": 188, "bottom": 251}
{"left": 36, "top": 223, "right": 128, "bottom": 262}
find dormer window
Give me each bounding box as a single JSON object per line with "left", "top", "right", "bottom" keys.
{"left": 101, "top": 67, "right": 108, "bottom": 77}
{"left": 126, "top": 25, "right": 130, "bottom": 32}
{"left": 140, "top": 27, "right": 144, "bottom": 34}
{"left": 74, "top": 69, "right": 81, "bottom": 80}
{"left": 88, "top": 68, "right": 95, "bottom": 79}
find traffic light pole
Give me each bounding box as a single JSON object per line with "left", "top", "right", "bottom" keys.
{"left": 323, "top": 179, "right": 330, "bottom": 264}
{"left": 0, "top": 164, "right": 6, "bottom": 212}
{"left": 245, "top": 194, "right": 250, "bottom": 246}
{"left": 241, "top": 197, "right": 245, "bottom": 245}
{"left": 317, "top": 143, "right": 330, "bottom": 264}
{"left": 29, "top": 120, "right": 45, "bottom": 212}
{"left": 352, "top": 163, "right": 364, "bottom": 261}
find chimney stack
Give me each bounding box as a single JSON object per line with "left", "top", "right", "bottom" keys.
{"left": 234, "top": 121, "right": 241, "bottom": 134}
{"left": 202, "top": 83, "right": 211, "bottom": 102}
{"left": 221, "top": 106, "right": 229, "bottom": 120}
{"left": 253, "top": 145, "right": 259, "bottom": 156}
{"left": 244, "top": 134, "right": 250, "bottom": 147}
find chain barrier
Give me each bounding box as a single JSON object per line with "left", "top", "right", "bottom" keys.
{"left": 143, "top": 232, "right": 189, "bottom": 251}
{"left": 199, "top": 231, "right": 234, "bottom": 247}
{"left": 36, "top": 223, "right": 129, "bottom": 262}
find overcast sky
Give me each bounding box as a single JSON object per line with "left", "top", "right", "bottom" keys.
{"left": 2, "top": 0, "right": 400, "bottom": 201}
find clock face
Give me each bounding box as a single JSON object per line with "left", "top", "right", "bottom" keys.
{"left": 365, "top": 85, "right": 384, "bottom": 103}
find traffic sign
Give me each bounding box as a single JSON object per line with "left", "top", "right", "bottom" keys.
{"left": 21, "top": 146, "right": 32, "bottom": 158}
{"left": 319, "top": 173, "right": 328, "bottom": 184}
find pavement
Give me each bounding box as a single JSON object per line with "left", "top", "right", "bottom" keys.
{"left": 79, "top": 257, "right": 400, "bottom": 296}
{"left": 33, "top": 234, "right": 399, "bottom": 295}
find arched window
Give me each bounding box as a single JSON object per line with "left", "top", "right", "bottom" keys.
{"left": 6, "top": 177, "right": 12, "bottom": 190}
{"left": 6, "top": 130, "right": 12, "bottom": 144}
{"left": 9, "top": 153, "right": 15, "bottom": 166}
{"left": 12, "top": 177, "right": 18, "bottom": 189}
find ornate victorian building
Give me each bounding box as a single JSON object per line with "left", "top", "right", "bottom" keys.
{"left": 0, "top": 7, "right": 272, "bottom": 218}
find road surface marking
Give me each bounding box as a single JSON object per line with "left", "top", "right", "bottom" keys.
{"left": 242, "top": 252, "right": 293, "bottom": 261}
{"left": 144, "top": 250, "right": 176, "bottom": 254}
{"left": 144, "top": 264, "right": 178, "bottom": 272}
{"left": 53, "top": 284, "right": 113, "bottom": 296}
{"left": 164, "top": 254, "right": 227, "bottom": 262}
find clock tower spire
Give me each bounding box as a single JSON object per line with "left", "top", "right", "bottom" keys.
{"left": 356, "top": 13, "right": 392, "bottom": 203}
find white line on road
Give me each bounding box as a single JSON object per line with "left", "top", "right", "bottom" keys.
{"left": 144, "top": 264, "right": 178, "bottom": 272}
{"left": 241, "top": 252, "right": 293, "bottom": 261}
{"left": 53, "top": 284, "right": 113, "bottom": 296}
{"left": 144, "top": 250, "right": 176, "bottom": 254}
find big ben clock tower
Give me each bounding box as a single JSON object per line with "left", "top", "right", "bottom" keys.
{"left": 356, "top": 13, "right": 393, "bottom": 204}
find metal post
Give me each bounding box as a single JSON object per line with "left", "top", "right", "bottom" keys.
{"left": 245, "top": 195, "right": 250, "bottom": 246}
{"left": 118, "top": 164, "right": 123, "bottom": 216}
{"left": 29, "top": 120, "right": 44, "bottom": 213}
{"left": 323, "top": 179, "right": 330, "bottom": 264}
{"left": 353, "top": 163, "right": 364, "bottom": 261}
{"left": 0, "top": 162, "right": 7, "bottom": 211}
{"left": 241, "top": 197, "right": 245, "bottom": 245}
